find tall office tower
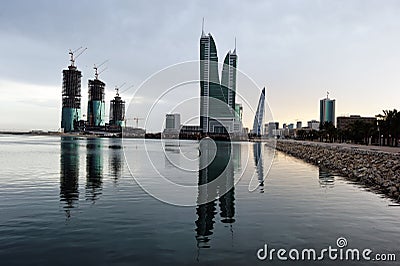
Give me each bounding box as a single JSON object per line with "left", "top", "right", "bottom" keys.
{"left": 200, "top": 23, "right": 238, "bottom": 134}
{"left": 221, "top": 48, "right": 237, "bottom": 111}
{"left": 200, "top": 28, "right": 221, "bottom": 133}
{"left": 61, "top": 58, "right": 82, "bottom": 132}
{"left": 252, "top": 87, "right": 266, "bottom": 136}
{"left": 319, "top": 92, "right": 336, "bottom": 126}
{"left": 109, "top": 89, "right": 125, "bottom": 127}
{"left": 87, "top": 69, "right": 106, "bottom": 127}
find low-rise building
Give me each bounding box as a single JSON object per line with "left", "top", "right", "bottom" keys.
{"left": 336, "top": 115, "right": 376, "bottom": 131}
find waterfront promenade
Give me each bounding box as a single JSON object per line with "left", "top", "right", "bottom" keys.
{"left": 284, "top": 140, "right": 400, "bottom": 154}
{"left": 271, "top": 139, "right": 400, "bottom": 201}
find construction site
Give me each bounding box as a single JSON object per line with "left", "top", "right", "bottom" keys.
{"left": 60, "top": 47, "right": 145, "bottom": 138}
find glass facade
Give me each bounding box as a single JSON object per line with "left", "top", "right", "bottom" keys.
{"left": 87, "top": 79, "right": 106, "bottom": 127}
{"left": 252, "top": 88, "right": 266, "bottom": 136}
{"left": 61, "top": 66, "right": 82, "bottom": 132}
{"left": 319, "top": 98, "right": 336, "bottom": 126}
{"left": 200, "top": 31, "right": 238, "bottom": 134}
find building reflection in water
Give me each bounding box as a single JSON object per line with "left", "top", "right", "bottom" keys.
{"left": 163, "top": 140, "right": 180, "bottom": 168}
{"left": 86, "top": 138, "right": 103, "bottom": 203}
{"left": 60, "top": 137, "right": 80, "bottom": 218}
{"left": 108, "top": 138, "right": 123, "bottom": 183}
{"left": 253, "top": 142, "right": 265, "bottom": 193}
{"left": 195, "top": 140, "right": 237, "bottom": 251}
{"left": 319, "top": 167, "right": 335, "bottom": 189}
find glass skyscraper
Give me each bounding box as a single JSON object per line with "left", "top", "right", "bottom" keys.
{"left": 61, "top": 65, "right": 82, "bottom": 132}
{"left": 319, "top": 96, "right": 336, "bottom": 126}
{"left": 199, "top": 27, "right": 238, "bottom": 134}
{"left": 252, "top": 87, "right": 265, "bottom": 136}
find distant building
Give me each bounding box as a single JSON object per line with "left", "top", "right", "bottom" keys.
{"left": 320, "top": 93, "right": 335, "bottom": 126}
{"left": 308, "top": 120, "right": 320, "bottom": 131}
{"left": 163, "top": 113, "right": 181, "bottom": 138}
{"left": 337, "top": 115, "right": 376, "bottom": 131}
{"left": 252, "top": 88, "right": 266, "bottom": 136}
{"left": 288, "top": 123, "right": 294, "bottom": 130}
{"left": 272, "top": 129, "right": 283, "bottom": 138}
{"left": 165, "top": 113, "right": 181, "bottom": 131}
{"left": 180, "top": 125, "right": 202, "bottom": 135}
{"left": 235, "top": 103, "right": 243, "bottom": 121}
{"left": 267, "top": 122, "right": 279, "bottom": 138}
{"left": 296, "top": 121, "right": 302, "bottom": 129}
{"left": 123, "top": 127, "right": 146, "bottom": 138}
{"left": 109, "top": 89, "right": 125, "bottom": 127}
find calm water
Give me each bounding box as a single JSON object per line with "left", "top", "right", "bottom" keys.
{"left": 0, "top": 135, "right": 399, "bottom": 265}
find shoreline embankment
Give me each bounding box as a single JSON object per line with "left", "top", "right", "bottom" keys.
{"left": 269, "top": 140, "right": 400, "bottom": 202}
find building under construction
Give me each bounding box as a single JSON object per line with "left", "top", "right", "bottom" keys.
{"left": 60, "top": 49, "right": 130, "bottom": 136}
{"left": 87, "top": 73, "right": 106, "bottom": 128}
{"left": 61, "top": 49, "right": 85, "bottom": 132}
{"left": 109, "top": 89, "right": 125, "bottom": 128}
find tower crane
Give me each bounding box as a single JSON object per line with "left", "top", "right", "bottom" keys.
{"left": 94, "top": 59, "right": 109, "bottom": 79}
{"left": 125, "top": 117, "right": 144, "bottom": 128}
{"left": 69, "top": 47, "right": 87, "bottom": 67}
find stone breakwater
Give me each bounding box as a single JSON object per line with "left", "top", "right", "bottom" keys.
{"left": 270, "top": 140, "right": 400, "bottom": 201}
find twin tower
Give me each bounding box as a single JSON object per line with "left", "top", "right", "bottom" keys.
{"left": 200, "top": 26, "right": 242, "bottom": 134}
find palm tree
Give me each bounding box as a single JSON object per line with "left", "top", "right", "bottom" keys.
{"left": 379, "top": 109, "right": 399, "bottom": 146}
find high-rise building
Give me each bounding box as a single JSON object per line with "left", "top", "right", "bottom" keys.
{"left": 61, "top": 61, "right": 82, "bottom": 132}
{"left": 109, "top": 89, "right": 125, "bottom": 127}
{"left": 320, "top": 93, "right": 336, "bottom": 126}
{"left": 199, "top": 24, "right": 238, "bottom": 134}
{"left": 165, "top": 113, "right": 181, "bottom": 130}
{"left": 296, "top": 121, "right": 302, "bottom": 129}
{"left": 221, "top": 49, "right": 237, "bottom": 111}
{"left": 87, "top": 70, "right": 106, "bottom": 127}
{"left": 235, "top": 103, "right": 243, "bottom": 121}
{"left": 252, "top": 88, "right": 266, "bottom": 136}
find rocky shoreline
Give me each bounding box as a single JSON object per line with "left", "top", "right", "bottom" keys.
{"left": 270, "top": 140, "right": 400, "bottom": 202}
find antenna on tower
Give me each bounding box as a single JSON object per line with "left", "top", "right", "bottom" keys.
{"left": 327, "top": 91, "right": 330, "bottom": 99}
{"left": 234, "top": 37, "right": 237, "bottom": 53}
{"left": 201, "top": 17, "right": 205, "bottom": 36}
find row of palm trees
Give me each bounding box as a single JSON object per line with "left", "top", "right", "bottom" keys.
{"left": 295, "top": 109, "right": 400, "bottom": 147}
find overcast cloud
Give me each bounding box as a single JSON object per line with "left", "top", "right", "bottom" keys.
{"left": 1, "top": 0, "right": 400, "bottom": 131}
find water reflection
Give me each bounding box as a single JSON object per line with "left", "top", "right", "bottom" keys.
{"left": 60, "top": 137, "right": 80, "bottom": 217}
{"left": 164, "top": 140, "right": 180, "bottom": 168}
{"left": 108, "top": 139, "right": 123, "bottom": 183}
{"left": 86, "top": 138, "right": 103, "bottom": 202}
{"left": 195, "top": 141, "right": 236, "bottom": 251}
{"left": 319, "top": 167, "right": 335, "bottom": 188}
{"left": 253, "top": 142, "right": 265, "bottom": 193}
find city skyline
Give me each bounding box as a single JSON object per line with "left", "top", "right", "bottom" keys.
{"left": 1, "top": 1, "right": 400, "bottom": 131}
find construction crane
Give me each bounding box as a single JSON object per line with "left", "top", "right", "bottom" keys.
{"left": 133, "top": 117, "right": 144, "bottom": 128}
{"left": 69, "top": 47, "right": 87, "bottom": 67}
{"left": 94, "top": 59, "right": 109, "bottom": 79}
{"left": 114, "top": 82, "right": 126, "bottom": 96}
{"left": 125, "top": 117, "right": 144, "bottom": 128}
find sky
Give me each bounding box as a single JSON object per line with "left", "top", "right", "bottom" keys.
{"left": 1, "top": 0, "right": 400, "bottom": 131}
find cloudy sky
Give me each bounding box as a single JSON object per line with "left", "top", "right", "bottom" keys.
{"left": 1, "top": 0, "right": 400, "bottom": 131}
